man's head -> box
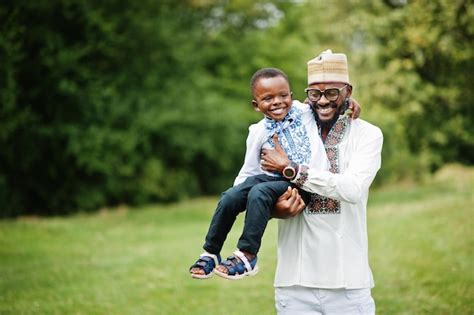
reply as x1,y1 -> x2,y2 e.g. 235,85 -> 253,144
306,50 -> 352,126
250,68 -> 293,121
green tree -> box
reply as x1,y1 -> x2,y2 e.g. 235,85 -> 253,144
370,0 -> 473,176
0,0 -> 297,216
1,0 -> 471,216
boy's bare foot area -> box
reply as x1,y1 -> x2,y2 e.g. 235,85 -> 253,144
215,264 -> 228,274
190,266 -> 205,276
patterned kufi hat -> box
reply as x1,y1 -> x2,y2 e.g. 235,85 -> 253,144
307,49 -> 350,85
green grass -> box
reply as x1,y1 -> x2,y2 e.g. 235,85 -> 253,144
1,164 -> 473,314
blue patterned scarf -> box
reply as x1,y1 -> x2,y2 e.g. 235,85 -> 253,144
263,107 -> 311,165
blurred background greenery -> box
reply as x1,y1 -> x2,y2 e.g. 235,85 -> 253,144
0,0 -> 472,216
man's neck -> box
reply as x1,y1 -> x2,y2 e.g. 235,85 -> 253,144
321,127 -> 330,142
318,116 -> 338,143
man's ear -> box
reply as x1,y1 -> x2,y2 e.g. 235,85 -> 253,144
345,85 -> 353,97
252,100 -> 260,112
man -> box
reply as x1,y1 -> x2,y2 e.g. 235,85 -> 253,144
261,49 -> 383,314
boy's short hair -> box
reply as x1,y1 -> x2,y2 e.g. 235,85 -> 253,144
250,67 -> 290,92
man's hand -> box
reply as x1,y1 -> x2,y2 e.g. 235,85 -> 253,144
272,187 -> 306,219
261,134 -> 291,173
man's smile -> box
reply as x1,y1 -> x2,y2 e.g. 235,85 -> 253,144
316,103 -> 337,114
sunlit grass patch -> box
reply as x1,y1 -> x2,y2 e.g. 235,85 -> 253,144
1,165 -> 472,314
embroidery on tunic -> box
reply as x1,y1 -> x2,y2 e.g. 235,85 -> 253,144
264,107 -> 311,165
306,115 -> 350,214
295,165 -> 309,187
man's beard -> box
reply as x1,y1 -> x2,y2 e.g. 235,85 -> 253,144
310,101 -> 344,129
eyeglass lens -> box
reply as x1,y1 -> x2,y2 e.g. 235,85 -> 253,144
307,88 -> 340,101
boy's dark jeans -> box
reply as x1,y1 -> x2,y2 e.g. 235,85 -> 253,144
203,174 -> 311,256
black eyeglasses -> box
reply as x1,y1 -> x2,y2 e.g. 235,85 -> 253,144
305,85 -> 348,102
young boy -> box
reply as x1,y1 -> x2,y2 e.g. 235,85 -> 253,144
189,68 -> 329,280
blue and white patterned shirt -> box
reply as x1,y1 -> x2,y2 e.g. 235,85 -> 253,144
262,106 -> 311,166
234,100 -> 328,186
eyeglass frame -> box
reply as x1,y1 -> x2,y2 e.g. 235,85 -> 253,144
304,85 -> 349,102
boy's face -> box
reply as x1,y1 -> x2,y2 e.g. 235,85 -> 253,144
252,76 -> 292,121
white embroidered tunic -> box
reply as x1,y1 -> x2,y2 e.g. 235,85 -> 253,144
234,101 -> 329,186
274,118 -> 383,289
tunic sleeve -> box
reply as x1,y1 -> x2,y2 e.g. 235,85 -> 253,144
293,124 -> 383,204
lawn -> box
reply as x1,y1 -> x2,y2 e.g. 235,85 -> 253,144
0,165 -> 473,314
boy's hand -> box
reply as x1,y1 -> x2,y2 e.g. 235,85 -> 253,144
272,187 -> 306,219
261,134 -> 290,173
349,98 -> 361,119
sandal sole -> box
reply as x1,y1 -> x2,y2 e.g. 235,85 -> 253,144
190,272 -> 214,279
214,265 -> 259,280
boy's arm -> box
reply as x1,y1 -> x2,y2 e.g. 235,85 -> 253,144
233,123 -> 265,186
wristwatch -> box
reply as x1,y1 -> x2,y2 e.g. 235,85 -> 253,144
282,161 -> 298,180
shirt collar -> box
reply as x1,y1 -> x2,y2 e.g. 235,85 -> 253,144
264,106 -> 298,136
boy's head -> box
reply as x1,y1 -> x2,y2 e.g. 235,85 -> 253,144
250,68 -> 293,121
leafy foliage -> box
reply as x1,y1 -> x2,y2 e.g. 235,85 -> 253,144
371,0 -> 474,172
0,0 -> 472,216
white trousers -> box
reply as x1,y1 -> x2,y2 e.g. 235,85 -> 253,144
275,286 -> 375,315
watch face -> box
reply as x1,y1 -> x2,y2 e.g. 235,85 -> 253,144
283,167 -> 295,179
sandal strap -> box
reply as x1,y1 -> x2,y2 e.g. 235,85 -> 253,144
220,256 -> 244,276
200,252 -> 220,267
233,250 -> 253,272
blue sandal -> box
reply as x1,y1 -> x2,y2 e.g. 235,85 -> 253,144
214,250 -> 259,280
189,252 -> 221,279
